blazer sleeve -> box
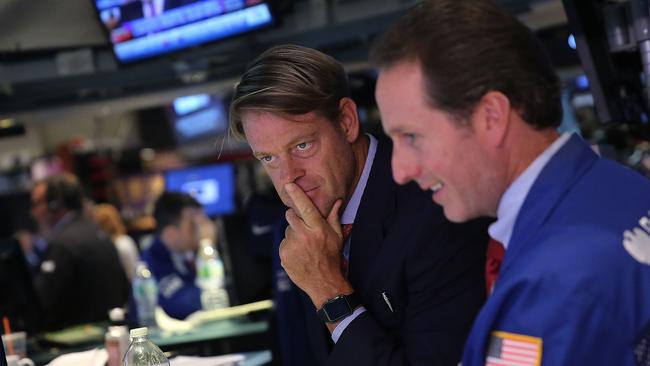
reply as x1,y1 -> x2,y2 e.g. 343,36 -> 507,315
327,217 -> 489,366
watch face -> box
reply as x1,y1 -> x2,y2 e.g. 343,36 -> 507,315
323,296 -> 352,322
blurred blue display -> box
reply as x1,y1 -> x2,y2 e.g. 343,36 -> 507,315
165,163 -> 236,217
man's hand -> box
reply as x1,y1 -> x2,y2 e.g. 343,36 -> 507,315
280,182 -> 354,310
197,213 -> 217,244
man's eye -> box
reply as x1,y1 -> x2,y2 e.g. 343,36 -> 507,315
260,156 -> 274,163
296,142 -> 311,151
401,133 -> 416,144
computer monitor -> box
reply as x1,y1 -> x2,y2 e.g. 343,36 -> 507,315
171,93 -> 229,144
164,163 -> 236,217
91,0 -> 276,64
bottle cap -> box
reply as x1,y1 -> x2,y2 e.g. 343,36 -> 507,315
130,327 -> 148,338
108,308 -> 125,322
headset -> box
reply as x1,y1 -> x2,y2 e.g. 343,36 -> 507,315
44,175 -> 83,212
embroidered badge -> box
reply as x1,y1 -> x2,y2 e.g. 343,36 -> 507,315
486,331 -> 542,366
623,212 -> 650,265
635,322 -> 650,366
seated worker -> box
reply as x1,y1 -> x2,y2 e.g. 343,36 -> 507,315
229,44 -> 490,366
30,174 -> 129,330
142,192 -> 215,320
94,203 -> 140,281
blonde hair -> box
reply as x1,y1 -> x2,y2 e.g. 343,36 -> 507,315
94,203 -> 127,237
229,44 -> 350,140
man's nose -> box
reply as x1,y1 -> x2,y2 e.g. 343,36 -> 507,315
280,157 -> 305,184
392,147 -> 419,185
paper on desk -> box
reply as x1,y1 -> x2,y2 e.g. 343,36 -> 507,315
171,354 -> 245,366
156,299 -> 274,333
46,348 -> 107,366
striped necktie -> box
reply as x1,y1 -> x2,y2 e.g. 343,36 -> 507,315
341,223 -> 353,276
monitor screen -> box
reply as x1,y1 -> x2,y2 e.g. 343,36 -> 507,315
164,163 -> 236,216
92,0 -> 275,64
170,93 -> 229,143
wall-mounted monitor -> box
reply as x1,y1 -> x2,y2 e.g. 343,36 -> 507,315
91,0 -> 276,64
171,93 -> 229,144
164,163 -> 236,217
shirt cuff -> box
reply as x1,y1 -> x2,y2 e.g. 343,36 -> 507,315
331,306 -> 366,343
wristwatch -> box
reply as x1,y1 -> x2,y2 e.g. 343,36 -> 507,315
316,293 -> 360,323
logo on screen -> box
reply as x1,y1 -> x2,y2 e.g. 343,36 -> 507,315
181,179 -> 219,205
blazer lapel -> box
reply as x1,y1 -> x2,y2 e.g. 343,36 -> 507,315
502,134 -> 598,276
348,135 -> 398,294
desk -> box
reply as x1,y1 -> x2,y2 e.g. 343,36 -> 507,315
153,318 -> 267,347
30,316 -> 270,365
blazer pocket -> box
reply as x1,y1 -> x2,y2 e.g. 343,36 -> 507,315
369,291 -> 402,330
381,291 -> 394,313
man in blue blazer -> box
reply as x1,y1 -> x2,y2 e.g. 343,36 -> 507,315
372,0 -> 650,365
229,45 -> 490,365
142,192 -> 213,320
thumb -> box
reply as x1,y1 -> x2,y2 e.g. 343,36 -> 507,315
327,199 -> 343,237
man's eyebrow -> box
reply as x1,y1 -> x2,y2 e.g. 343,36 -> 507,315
252,131 -> 318,159
286,131 -> 318,147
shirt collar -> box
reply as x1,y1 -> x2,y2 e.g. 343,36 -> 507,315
488,132 -> 572,249
341,134 -> 378,225
49,211 -> 78,238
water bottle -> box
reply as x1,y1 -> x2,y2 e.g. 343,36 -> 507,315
122,327 -> 169,366
133,262 -> 158,328
195,239 -> 229,310
105,308 -> 130,366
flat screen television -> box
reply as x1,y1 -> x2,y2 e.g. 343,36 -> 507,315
171,93 -> 229,144
164,163 -> 236,216
91,0 -> 276,64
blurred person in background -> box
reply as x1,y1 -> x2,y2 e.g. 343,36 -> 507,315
15,228 -> 48,277
30,174 -> 129,330
94,203 -> 140,281
142,192 -> 214,319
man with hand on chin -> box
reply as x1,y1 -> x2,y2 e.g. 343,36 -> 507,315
229,44 -> 490,366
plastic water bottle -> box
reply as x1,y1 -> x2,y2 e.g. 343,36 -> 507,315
133,262 -> 158,328
122,327 -> 169,366
105,308 -> 130,366
196,240 -> 229,310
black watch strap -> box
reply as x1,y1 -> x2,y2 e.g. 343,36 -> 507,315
316,293 -> 360,323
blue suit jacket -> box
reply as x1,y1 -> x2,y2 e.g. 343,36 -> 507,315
141,237 -> 201,320
274,135 -> 490,366
462,134 -> 650,365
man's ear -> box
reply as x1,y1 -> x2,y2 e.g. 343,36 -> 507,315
338,97 -> 361,143
472,91 -> 511,148
161,226 -> 178,250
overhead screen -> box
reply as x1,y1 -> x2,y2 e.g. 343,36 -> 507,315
164,163 -> 236,217
91,0 -> 275,64
171,93 -> 229,144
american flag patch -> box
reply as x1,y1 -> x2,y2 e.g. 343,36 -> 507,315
485,331 -> 542,366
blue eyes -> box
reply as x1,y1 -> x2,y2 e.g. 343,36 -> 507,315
402,133 -> 417,144
258,141 -> 313,165
296,142 -> 311,151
